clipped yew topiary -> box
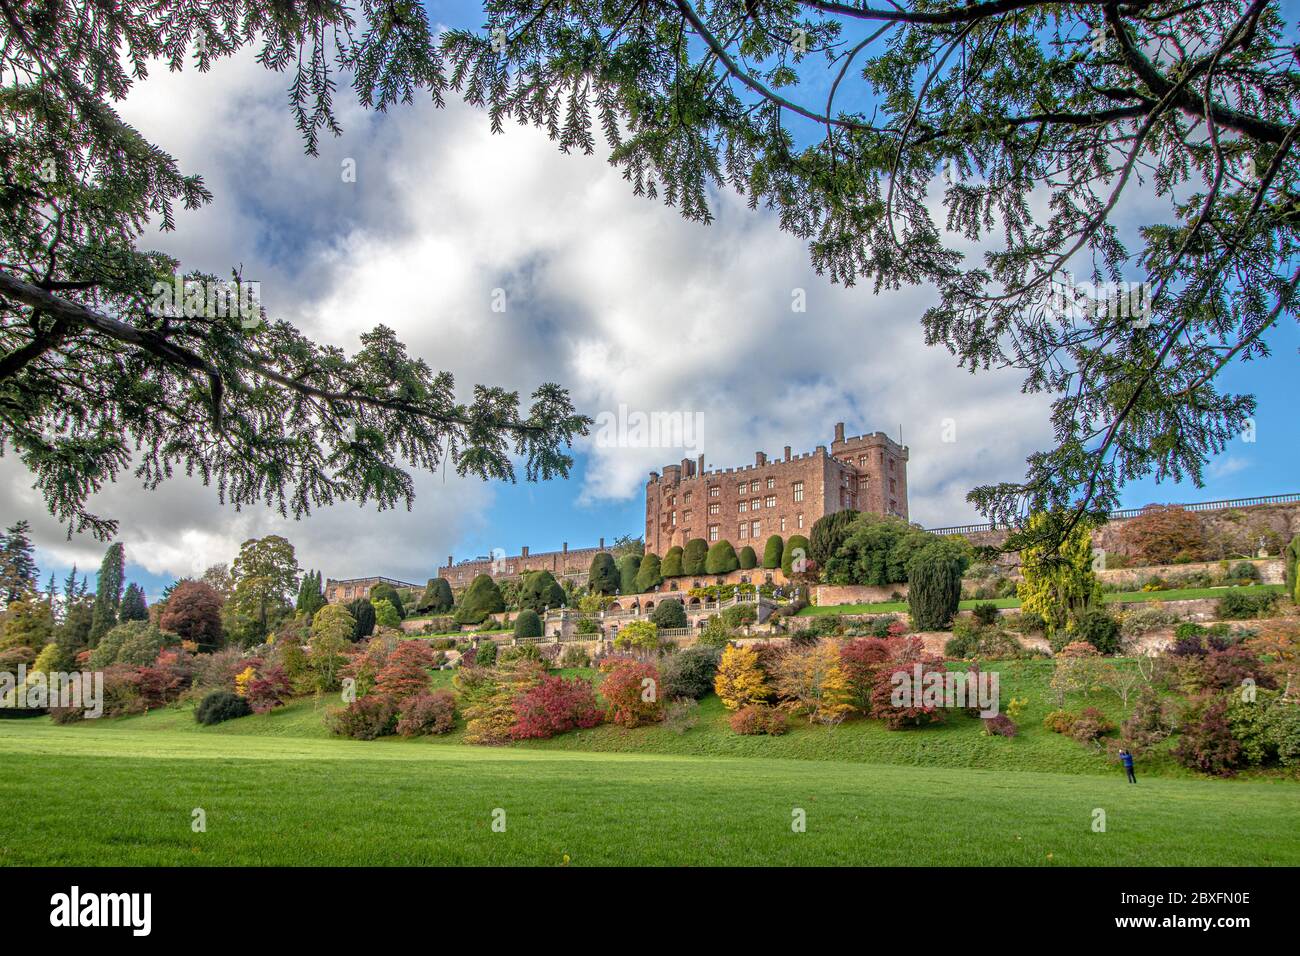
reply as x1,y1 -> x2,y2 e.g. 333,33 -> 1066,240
416,577 -> 454,614
513,608 -> 543,639
589,552 -> 620,595
651,598 -> 687,629
782,534 -> 810,577
738,545 -> 757,570
706,540 -> 739,575
763,535 -> 784,570
635,552 -> 663,592
518,570 -> 566,613
456,574 -> 505,624
683,538 -> 709,575
661,545 -> 684,578
369,582 -> 405,619
616,553 -> 641,594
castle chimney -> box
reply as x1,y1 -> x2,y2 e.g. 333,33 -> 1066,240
697,453 -> 705,474
599,537 -> 605,550
784,445 -> 792,461
447,555 -> 453,568
755,451 -> 766,466
521,546 -> 529,558
562,542 -> 568,554
681,457 -> 691,477
834,422 -> 846,444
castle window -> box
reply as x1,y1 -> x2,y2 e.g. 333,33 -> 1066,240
709,525 -> 719,541
765,495 -> 776,509
890,499 -> 897,513
684,491 -> 692,503
793,481 -> 804,502
780,516 -> 787,532
889,458 -> 896,472
751,498 -> 761,510
797,513 -> 804,529
684,510 -> 692,523
859,455 -> 867,468
890,478 -> 897,493
766,477 -> 776,489
750,480 -> 760,493
737,482 -> 746,494
738,524 -> 747,540
751,520 -> 761,538
738,500 -> 748,513
709,485 -> 720,498
708,503 -> 719,516
671,511 -> 677,526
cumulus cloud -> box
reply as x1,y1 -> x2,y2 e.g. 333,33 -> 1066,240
4,48 -> 1056,586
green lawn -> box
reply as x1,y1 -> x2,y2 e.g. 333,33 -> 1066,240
2,657 -> 1297,866
2,716 -> 1297,866
801,584 -> 1286,616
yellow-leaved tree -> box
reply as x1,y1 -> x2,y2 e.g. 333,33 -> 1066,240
774,641 -> 854,725
714,644 -> 770,711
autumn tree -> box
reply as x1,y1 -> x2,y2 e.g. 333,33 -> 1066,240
1118,506 -> 1206,565
714,644 -> 771,711
374,640 -> 436,703
773,641 -> 853,725
159,580 -> 224,651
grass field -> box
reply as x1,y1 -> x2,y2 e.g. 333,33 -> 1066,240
799,584 -> 1286,615
1,658 -> 1298,866
2,717 -> 1298,866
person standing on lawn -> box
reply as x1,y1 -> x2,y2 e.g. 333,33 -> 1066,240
1120,749 -> 1137,784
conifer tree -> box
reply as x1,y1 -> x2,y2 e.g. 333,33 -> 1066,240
89,543 -> 125,646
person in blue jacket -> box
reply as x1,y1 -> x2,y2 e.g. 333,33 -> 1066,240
1119,748 -> 1137,784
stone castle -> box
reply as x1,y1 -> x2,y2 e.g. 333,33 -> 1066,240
644,421 -> 908,556
396,421 -> 908,593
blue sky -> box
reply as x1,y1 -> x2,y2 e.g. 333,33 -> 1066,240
8,1 -> 1297,601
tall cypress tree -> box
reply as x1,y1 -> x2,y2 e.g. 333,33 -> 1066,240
89,542 -> 125,646
296,569 -> 326,617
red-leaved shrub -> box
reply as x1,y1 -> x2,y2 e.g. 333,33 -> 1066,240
245,665 -> 293,714
374,640 -> 436,703
328,696 -> 398,739
1173,695 -> 1243,776
396,690 -> 457,736
982,713 -> 1018,737
729,704 -> 788,736
510,676 -> 603,739
600,660 -> 664,728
